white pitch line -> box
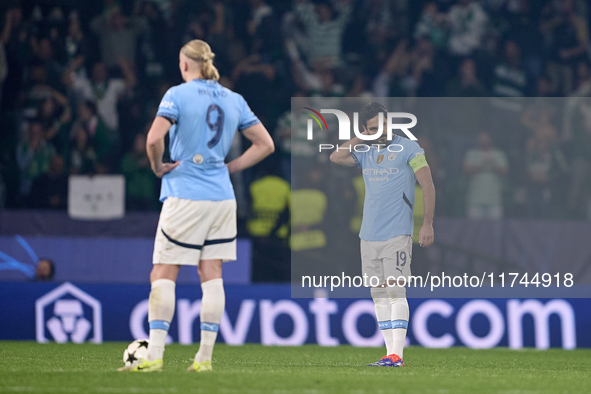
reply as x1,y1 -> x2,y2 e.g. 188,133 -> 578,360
2,388 -> 81,393
3,388 -> 180,394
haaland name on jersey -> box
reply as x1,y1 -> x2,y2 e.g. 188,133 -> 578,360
156,79 -> 260,202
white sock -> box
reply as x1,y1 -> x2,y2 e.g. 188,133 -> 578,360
371,287 -> 393,356
147,278 -> 176,361
195,278 -> 225,363
387,285 -> 409,359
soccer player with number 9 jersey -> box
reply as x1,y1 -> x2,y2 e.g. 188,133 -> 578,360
118,39 -> 274,372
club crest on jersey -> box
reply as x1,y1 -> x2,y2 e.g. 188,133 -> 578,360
193,154 -> 204,165
377,155 -> 384,164
388,152 -> 397,161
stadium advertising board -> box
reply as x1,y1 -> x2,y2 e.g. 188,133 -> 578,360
0,235 -> 251,284
0,282 -> 588,349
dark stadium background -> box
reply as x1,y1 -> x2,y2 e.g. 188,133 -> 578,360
0,0 -> 590,290
3,0 -> 590,213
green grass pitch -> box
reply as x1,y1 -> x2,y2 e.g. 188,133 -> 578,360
1,342 -> 590,393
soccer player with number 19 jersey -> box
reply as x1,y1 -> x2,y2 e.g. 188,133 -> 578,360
119,40 -> 274,372
330,102 -> 435,367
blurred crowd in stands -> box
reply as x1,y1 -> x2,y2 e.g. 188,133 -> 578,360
0,0 -> 590,232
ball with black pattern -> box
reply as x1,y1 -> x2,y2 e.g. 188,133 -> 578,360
123,339 -> 150,367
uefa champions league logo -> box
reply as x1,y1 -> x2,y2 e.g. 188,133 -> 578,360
35,282 -> 102,343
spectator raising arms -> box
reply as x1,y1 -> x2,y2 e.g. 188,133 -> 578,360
541,0 -> 589,95
90,5 -> 148,69
30,37 -> 63,92
447,0 -> 488,57
294,0 -> 352,67
414,2 -> 448,51
0,0 -> 590,222
68,100 -> 112,174
36,90 -> 71,152
65,58 -> 136,132
63,15 -> 92,67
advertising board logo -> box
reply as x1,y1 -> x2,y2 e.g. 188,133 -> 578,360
35,282 -> 102,344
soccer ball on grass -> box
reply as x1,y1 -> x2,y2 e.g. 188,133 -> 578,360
123,339 -> 150,367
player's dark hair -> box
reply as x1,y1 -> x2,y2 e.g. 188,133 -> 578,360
360,102 -> 388,128
43,258 -> 54,275
35,258 -> 55,280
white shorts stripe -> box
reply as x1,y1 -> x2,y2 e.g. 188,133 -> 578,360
153,197 -> 237,265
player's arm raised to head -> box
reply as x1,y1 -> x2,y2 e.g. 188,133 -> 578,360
413,159 -> 435,248
226,122 -> 274,174
329,136 -> 364,167
146,116 -> 180,178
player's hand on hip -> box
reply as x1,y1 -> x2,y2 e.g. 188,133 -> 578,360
153,161 -> 180,178
419,225 -> 434,248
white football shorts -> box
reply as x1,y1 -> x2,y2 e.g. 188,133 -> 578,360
153,197 -> 237,265
360,235 -> 412,285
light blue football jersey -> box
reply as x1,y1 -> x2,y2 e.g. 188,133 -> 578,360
156,79 -> 260,202
351,136 -> 425,242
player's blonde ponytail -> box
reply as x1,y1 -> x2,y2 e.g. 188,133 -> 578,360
181,39 -> 220,81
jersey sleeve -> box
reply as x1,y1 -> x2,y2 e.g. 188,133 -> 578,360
406,141 -> 428,172
238,96 -> 261,132
156,88 -> 180,124
350,151 -> 365,168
